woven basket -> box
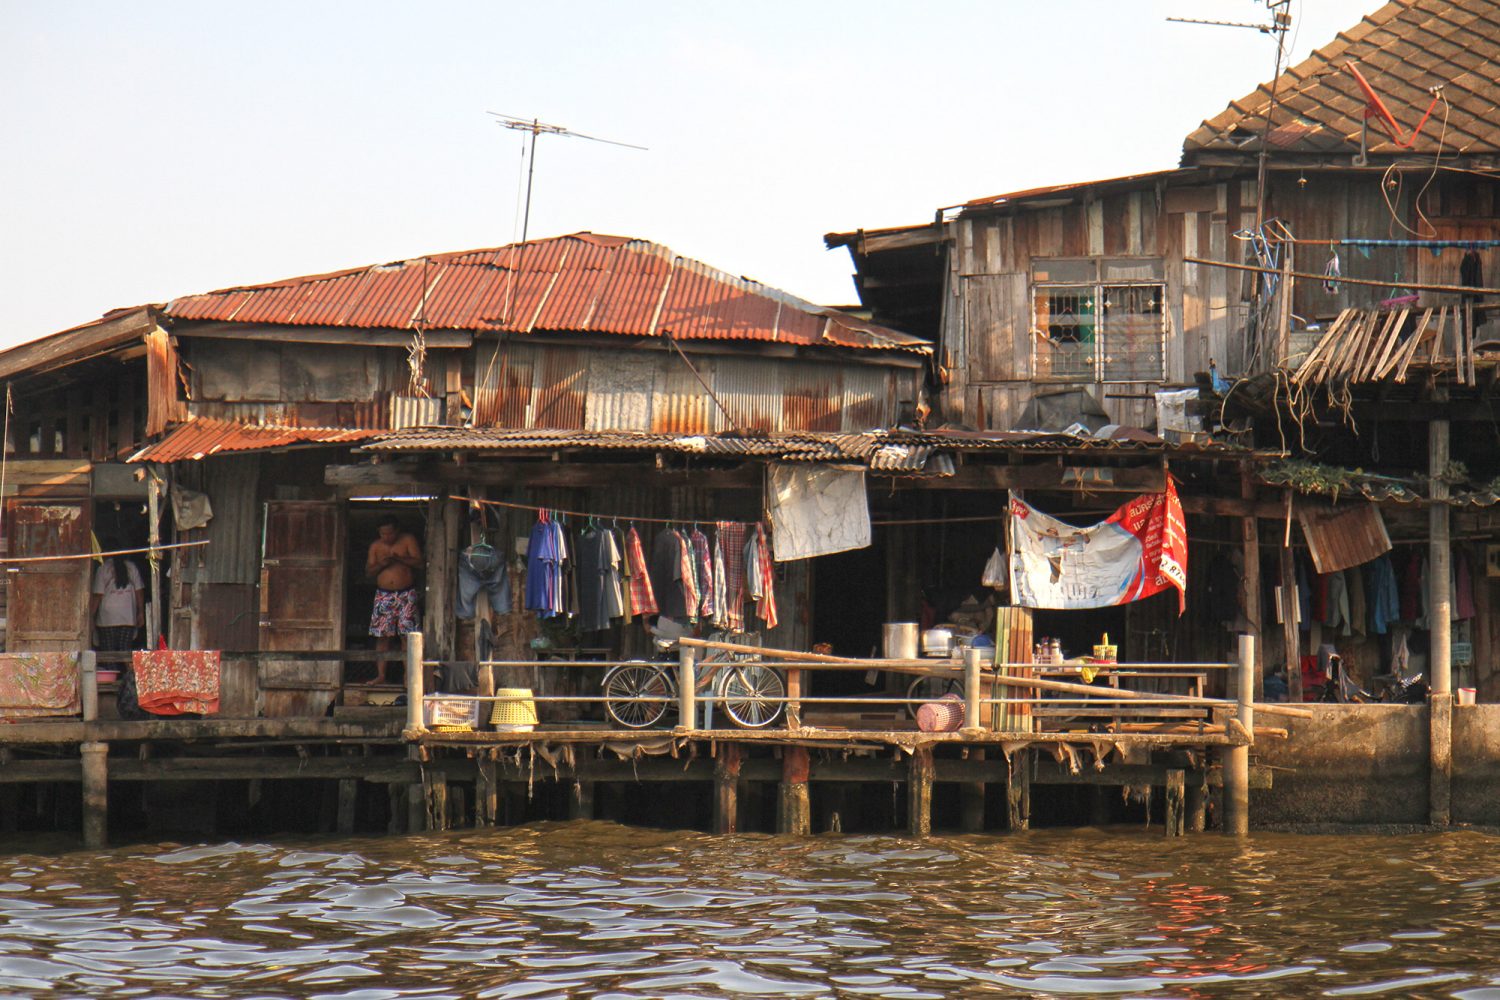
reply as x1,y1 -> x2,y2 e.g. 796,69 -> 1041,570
916,692 -> 964,733
490,688 -> 538,731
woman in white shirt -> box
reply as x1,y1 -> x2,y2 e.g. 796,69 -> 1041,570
90,554 -> 144,651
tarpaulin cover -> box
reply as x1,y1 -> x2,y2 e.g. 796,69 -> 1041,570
766,463 -> 871,561
1009,477 -> 1186,612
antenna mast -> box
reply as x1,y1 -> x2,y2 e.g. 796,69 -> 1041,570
487,112 -> 647,245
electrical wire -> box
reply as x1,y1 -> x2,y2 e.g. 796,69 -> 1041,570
1381,89 -> 1449,240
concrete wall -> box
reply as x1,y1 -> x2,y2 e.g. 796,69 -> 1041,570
1252,705 -> 1429,826
1454,705 -> 1500,826
1251,704 -> 1500,827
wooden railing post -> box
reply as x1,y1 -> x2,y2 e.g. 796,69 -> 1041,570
80,650 -> 98,723
677,644 -> 696,731
962,648 -> 983,732
405,631 -> 426,733
1223,634 -> 1254,836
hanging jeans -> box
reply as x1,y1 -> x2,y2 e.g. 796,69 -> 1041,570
457,544 -> 510,619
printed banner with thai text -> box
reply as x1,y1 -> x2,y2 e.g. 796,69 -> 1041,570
1008,477 -> 1186,612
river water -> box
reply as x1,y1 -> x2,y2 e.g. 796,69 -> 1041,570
2,824 -> 1499,998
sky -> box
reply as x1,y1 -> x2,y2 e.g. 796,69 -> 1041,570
1,0 -> 1378,349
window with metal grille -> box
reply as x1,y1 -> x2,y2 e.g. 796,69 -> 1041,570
1032,259 -> 1166,382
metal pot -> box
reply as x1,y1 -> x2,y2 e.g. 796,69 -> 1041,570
883,622 -> 919,660
921,627 -> 954,658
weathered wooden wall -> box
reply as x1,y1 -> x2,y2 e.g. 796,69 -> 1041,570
945,179 -> 1245,430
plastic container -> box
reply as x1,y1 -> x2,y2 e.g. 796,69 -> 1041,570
916,693 -> 964,733
1457,687 -> 1477,706
425,697 -> 479,729
489,688 -> 539,731
883,622 -> 919,660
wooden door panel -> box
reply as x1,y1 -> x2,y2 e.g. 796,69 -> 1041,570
258,500 -> 344,716
5,500 -> 90,652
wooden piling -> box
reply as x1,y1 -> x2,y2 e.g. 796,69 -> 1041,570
677,645 -> 696,731
1089,786 -> 1110,827
336,779 -> 358,834
786,669 -> 803,729
1164,770 -> 1185,837
476,756 -> 498,825
713,743 -> 742,834
81,651 -> 98,723
1239,463 -> 1263,702
777,746 -> 810,835
908,747 -> 934,838
1222,634 -> 1255,836
1006,750 -> 1030,831
1185,781 -> 1207,832
570,780 -> 595,821
80,741 -> 108,848
961,749 -> 986,833
387,784 -> 405,834
422,768 -> 448,832
1429,413 -> 1453,827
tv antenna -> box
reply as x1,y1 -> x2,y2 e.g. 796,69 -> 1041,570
487,112 -> 648,245
1167,0 -> 1291,36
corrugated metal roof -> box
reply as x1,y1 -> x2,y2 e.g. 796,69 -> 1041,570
166,233 -> 931,354
961,170 -> 1189,210
1186,0 -> 1500,157
128,418 -> 379,463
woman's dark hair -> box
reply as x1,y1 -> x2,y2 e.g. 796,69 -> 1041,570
111,555 -> 131,590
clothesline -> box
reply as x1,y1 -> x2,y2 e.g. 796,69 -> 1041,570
452,495 -> 1016,529
1257,238 -> 1500,250
0,539 -> 209,567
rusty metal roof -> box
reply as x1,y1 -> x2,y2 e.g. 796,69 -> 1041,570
165,233 -> 930,354
129,418 -> 380,463
1186,0 -> 1500,158
960,170 -> 1190,211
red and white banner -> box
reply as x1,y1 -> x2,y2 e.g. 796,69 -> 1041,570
1008,477 -> 1186,612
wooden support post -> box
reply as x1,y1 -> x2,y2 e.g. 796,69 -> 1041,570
146,474 -> 162,645
1164,769 -> 1185,837
476,756 -> 498,826
387,784 -> 405,834
81,650 -> 98,723
80,741 -> 108,849
1239,463 -> 1263,702
961,749 -> 986,833
777,746 -> 811,835
1186,781 -> 1207,833
1089,786 -> 1111,827
1005,749 -> 1030,831
570,780 -> 594,821
1279,528 -> 1301,702
1430,414 -> 1453,827
786,669 -> 803,730
678,644 -> 696,731
908,747 -> 934,838
714,744 -> 742,834
422,767 -> 449,832
962,651 -> 983,732
336,779 -> 358,835
405,632 -> 426,733
1223,634 -> 1255,837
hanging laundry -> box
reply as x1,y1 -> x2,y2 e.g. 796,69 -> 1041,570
1348,564 -> 1367,636
746,523 -> 778,630
624,526 -> 657,617
1399,549 -> 1424,624
576,527 -> 616,632
131,649 -> 220,716
690,527 -> 715,621
649,528 -> 691,621
1455,548 -> 1475,621
1326,570 -> 1351,636
716,521 -> 748,631
604,528 -> 626,623
1366,554 -> 1399,635
1323,251 -> 1341,294
524,514 -> 566,618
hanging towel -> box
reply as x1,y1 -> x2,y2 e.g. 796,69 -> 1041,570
0,652 -> 80,719
766,463 -> 871,561
131,650 -> 220,716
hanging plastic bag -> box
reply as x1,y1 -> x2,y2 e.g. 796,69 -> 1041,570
981,547 -> 1007,590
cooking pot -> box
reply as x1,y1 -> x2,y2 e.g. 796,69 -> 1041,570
882,622 -> 919,660
921,627 -> 954,657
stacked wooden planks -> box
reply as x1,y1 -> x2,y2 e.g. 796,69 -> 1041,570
1291,304 -> 1478,386
992,606 -> 1034,733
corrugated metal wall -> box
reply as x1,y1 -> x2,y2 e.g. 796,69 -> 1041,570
174,454 -> 262,586
472,344 -> 914,434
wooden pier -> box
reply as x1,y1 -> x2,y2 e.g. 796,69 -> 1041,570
0,634 -> 1293,845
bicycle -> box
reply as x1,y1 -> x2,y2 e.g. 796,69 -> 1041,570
602,627 -> 786,730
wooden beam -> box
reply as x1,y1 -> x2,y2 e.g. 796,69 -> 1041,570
908,747 -> 934,838
327,460 -> 761,490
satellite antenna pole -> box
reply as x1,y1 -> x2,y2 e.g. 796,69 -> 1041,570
487,112 -> 647,246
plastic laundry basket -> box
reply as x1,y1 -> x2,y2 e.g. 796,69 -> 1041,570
490,688 -> 538,731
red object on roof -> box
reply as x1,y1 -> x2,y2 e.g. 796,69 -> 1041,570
128,418 -> 380,463
165,233 -> 928,352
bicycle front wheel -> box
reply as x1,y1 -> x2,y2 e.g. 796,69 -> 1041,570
603,662 -> 674,729
718,664 -> 785,729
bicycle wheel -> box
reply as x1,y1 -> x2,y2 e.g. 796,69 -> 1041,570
718,664 -> 785,729
905,676 -> 963,720
603,662 -> 674,729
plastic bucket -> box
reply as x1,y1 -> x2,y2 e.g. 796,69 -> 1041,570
490,688 -> 538,731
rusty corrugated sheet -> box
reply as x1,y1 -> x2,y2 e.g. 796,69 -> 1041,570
713,360 -> 786,434
651,361 -> 714,433
164,233 -> 931,353
1298,502 -> 1393,575
389,395 -> 444,429
128,418 -> 379,463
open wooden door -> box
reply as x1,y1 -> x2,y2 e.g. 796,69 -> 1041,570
5,500 -> 91,652
258,500 -> 345,717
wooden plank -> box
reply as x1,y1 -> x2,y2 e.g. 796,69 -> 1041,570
1386,308 -> 1433,382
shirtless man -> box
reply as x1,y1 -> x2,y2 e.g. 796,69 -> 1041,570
365,516 -> 424,683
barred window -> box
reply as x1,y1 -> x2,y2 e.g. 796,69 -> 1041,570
1032,259 -> 1166,382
